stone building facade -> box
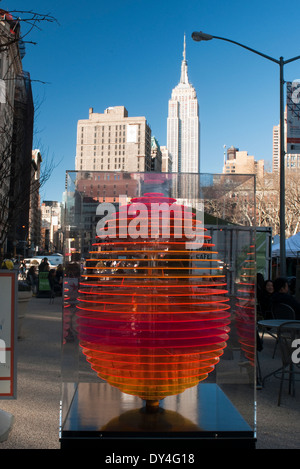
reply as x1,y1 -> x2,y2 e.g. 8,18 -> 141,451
75,106 -> 152,173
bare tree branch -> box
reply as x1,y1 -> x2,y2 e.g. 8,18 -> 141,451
0,8 -> 57,255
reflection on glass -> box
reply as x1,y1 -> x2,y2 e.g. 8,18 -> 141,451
235,243 -> 256,364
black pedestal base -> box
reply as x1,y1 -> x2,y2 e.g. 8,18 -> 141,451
60,382 -> 255,449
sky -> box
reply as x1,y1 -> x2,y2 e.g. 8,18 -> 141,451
2,0 -> 300,202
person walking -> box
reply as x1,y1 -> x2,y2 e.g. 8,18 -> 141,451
39,258 -> 50,272
26,265 -> 38,295
48,269 -> 57,304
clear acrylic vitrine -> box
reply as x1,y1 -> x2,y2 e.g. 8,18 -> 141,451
60,171 -> 257,449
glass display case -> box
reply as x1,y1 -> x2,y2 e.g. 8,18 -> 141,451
60,171 -> 257,449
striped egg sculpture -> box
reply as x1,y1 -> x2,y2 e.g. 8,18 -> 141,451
76,193 -> 231,406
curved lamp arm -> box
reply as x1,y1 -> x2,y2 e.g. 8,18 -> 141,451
191,30 -> 300,277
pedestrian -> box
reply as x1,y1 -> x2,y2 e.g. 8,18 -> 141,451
26,265 -> 38,294
271,277 -> 300,318
48,269 -> 57,304
39,257 -> 50,272
259,279 -> 274,319
19,259 -> 27,279
55,264 -> 63,295
56,264 -> 63,283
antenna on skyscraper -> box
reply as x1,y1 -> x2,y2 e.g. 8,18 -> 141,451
180,33 -> 189,84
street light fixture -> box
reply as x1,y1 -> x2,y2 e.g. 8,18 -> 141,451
192,30 -> 300,277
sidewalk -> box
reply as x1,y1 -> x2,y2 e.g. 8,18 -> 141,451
0,296 -> 300,449
256,336 -> 300,448
0,296 -> 61,449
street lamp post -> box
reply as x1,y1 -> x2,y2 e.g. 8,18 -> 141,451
192,31 -> 300,277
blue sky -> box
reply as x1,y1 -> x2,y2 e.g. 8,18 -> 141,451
2,0 -> 300,202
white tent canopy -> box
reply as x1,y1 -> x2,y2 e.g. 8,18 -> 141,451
272,232 -> 300,257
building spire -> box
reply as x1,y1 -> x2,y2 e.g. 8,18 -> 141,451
180,33 -> 189,84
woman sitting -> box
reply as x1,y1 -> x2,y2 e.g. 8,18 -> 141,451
259,279 -> 274,319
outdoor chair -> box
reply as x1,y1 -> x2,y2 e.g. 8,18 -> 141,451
276,321 -> 300,406
271,303 -> 295,358
272,303 -> 296,320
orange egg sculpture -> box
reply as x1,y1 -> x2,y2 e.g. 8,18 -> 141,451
76,192 -> 231,407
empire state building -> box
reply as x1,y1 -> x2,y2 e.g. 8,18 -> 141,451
167,35 -> 200,173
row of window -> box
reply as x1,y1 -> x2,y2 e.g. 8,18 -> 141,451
80,164 -> 126,171
79,148 -> 143,157
286,155 -> 300,168
86,174 -> 123,182
81,137 -> 128,144
81,124 -> 126,133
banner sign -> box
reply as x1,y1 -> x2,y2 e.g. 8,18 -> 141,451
0,271 -> 17,398
286,81 -> 300,154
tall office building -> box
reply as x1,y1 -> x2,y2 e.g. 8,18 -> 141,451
160,146 -> 172,172
272,124 -> 280,172
273,83 -> 300,173
75,106 -> 152,173
167,35 -> 200,173
223,146 -> 264,179
273,121 -> 300,172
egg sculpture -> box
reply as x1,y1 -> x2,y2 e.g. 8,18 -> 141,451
76,192 -> 231,407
